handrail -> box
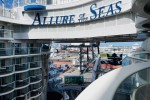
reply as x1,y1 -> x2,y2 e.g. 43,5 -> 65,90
76,62 -> 150,100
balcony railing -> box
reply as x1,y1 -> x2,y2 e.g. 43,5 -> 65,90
0,47 -> 49,57
16,93 -> 30,100
0,82 -> 15,94
15,87 -> 30,99
14,48 -> 28,55
47,0 -> 80,5
0,65 -> 14,75
114,67 -> 150,100
0,7 -> 18,19
30,82 -> 42,91
29,47 -> 41,54
24,0 -> 46,5
16,72 -> 29,81
0,48 -> 12,56
15,63 -> 28,72
128,52 -> 150,64
0,29 -> 13,39
29,61 -> 41,69
30,69 -> 42,76
0,92 -> 15,100
30,87 -> 42,98
30,74 -> 42,83
16,78 -> 29,88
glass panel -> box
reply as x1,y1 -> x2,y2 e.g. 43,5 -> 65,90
0,43 -> 5,48
0,65 -> 13,75
19,0 -> 24,6
4,0 -> 13,9
13,0 -> 18,7
113,68 -> 150,100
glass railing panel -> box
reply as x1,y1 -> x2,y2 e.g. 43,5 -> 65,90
14,47 -> 28,55
15,87 -> 29,97
30,74 -> 42,83
121,56 -> 132,67
30,82 -> 42,90
29,61 -> 41,68
0,92 -> 14,100
0,82 -> 14,93
15,63 -> 28,71
134,53 -> 150,60
47,0 -> 81,5
113,68 -> 150,100
30,87 -> 42,97
0,75 -> 15,86
16,72 -> 29,80
24,0 -> 46,5
30,69 -> 41,76
0,29 -> 13,39
0,65 -> 14,75
0,48 -> 13,56
0,8 -> 18,19
16,78 -> 29,88
29,47 -> 40,54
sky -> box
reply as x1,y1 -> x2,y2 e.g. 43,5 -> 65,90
100,42 -> 142,47
52,42 -> 143,47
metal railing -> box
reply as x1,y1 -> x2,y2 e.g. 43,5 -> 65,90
30,82 -> 42,91
30,86 -> 42,98
29,61 -> 41,69
30,69 -> 42,76
14,47 -> 28,55
0,82 -> 15,94
15,63 -> 28,72
127,52 -> 150,64
0,47 -> 50,57
15,78 -> 29,88
47,0 -> 80,5
30,74 -> 42,83
114,67 -> 150,100
24,0 -> 46,5
0,48 -> 13,56
0,7 -> 18,19
0,29 -> 13,39
0,65 -> 14,75
28,47 -> 41,54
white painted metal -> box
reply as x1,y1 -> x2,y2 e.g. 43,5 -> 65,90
75,62 -> 150,100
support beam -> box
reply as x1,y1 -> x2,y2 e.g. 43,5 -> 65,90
87,47 -> 89,61
79,46 -> 82,74
92,43 -> 94,60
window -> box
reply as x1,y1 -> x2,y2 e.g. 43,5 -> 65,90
0,26 -> 4,37
1,59 -> 5,67
0,43 -> 5,48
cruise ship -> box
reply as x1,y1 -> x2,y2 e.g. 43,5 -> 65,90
0,0 -> 150,100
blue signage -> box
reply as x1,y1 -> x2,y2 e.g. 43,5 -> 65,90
32,1 -> 122,25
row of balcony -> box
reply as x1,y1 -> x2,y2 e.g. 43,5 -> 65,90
0,61 -> 42,75
0,47 -> 49,56
0,77 -> 42,95
0,86 -> 42,100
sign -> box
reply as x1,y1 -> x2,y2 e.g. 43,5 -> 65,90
32,1 -> 122,25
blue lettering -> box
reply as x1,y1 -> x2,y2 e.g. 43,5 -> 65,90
49,17 -> 54,24
69,15 -> 75,24
98,6 -> 105,18
43,17 -> 47,25
115,1 -> 122,14
106,4 -> 114,16
32,13 -> 41,25
63,16 -> 69,24
56,16 -> 63,24
90,3 -> 97,20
